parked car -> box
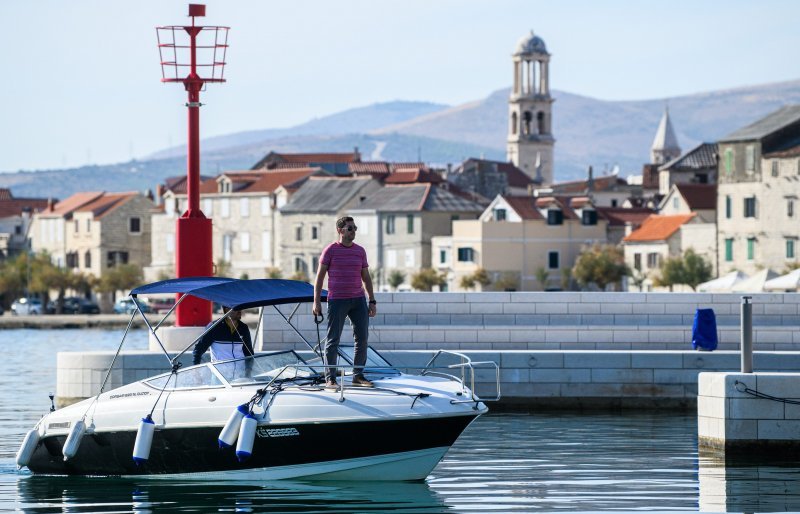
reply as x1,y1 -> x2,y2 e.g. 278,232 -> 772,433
11,298 -> 43,315
146,297 -> 176,314
46,297 -> 100,315
114,298 -> 150,314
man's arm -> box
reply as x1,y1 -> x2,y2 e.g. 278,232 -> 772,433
313,263 -> 329,316
193,329 -> 214,365
239,321 -> 254,356
361,267 -> 377,318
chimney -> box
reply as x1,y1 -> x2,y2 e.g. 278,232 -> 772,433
587,165 -> 594,193
155,184 -> 165,206
145,189 -> 154,201
354,146 -> 361,161
47,198 -> 55,212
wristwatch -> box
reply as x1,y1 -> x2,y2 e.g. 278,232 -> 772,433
368,299 -> 377,305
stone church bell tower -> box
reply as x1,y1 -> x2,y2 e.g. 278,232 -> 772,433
506,30 -> 555,185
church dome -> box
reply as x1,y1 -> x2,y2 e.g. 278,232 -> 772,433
514,31 -> 548,55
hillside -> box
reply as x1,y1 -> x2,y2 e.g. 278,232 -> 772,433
2,79 -> 800,198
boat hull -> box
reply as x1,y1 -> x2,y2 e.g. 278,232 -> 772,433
27,414 -> 478,480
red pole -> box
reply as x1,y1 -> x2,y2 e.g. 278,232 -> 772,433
175,14 -> 212,327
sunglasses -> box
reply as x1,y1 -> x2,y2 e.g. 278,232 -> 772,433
343,225 -> 358,232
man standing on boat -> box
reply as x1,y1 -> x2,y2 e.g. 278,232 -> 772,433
313,216 -> 377,389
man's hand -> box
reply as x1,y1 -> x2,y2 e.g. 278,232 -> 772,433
368,303 -> 377,318
312,301 -> 322,317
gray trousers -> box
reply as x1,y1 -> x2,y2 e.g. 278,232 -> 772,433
324,297 -> 369,381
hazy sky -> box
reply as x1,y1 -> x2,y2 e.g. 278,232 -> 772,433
2,0 -> 798,172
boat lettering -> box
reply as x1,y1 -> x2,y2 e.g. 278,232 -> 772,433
256,427 -> 299,438
48,422 -> 70,429
109,391 -> 151,399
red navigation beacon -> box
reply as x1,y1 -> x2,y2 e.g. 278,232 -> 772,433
156,4 -> 229,326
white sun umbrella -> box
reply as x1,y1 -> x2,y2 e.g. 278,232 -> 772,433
697,271 -> 748,293
764,269 -> 800,292
731,268 -> 779,293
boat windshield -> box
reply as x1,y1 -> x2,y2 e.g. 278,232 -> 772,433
212,350 -> 314,386
144,365 -> 224,390
338,346 -> 399,374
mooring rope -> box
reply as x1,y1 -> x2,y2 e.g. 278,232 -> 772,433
734,380 -> 800,405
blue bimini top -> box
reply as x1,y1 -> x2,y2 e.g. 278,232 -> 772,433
130,277 -> 327,311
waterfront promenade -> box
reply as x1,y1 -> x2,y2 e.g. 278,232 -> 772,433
43,291 -> 800,408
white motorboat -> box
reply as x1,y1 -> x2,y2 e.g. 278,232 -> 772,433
18,278 -> 499,480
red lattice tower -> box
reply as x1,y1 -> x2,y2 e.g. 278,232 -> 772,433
156,4 -> 229,327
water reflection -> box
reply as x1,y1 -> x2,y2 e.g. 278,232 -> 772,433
699,448 -> 800,512
15,475 -> 450,513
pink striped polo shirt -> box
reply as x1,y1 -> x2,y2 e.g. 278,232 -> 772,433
320,242 -> 369,300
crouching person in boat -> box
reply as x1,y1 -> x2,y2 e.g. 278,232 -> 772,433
193,307 -> 254,377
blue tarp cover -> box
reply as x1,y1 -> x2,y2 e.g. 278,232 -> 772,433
692,308 -> 718,351
130,277 -> 326,310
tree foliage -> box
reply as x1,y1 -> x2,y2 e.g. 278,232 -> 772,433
410,268 -> 446,291
572,244 -> 629,290
97,264 -> 143,298
459,268 -> 491,291
654,249 -> 713,291
265,267 -> 282,279
387,270 -> 406,290
534,267 -> 550,290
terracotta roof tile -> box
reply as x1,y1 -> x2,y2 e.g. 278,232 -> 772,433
46,192 -> 105,216
550,174 -> 627,194
660,143 -> 718,171
595,207 -> 655,227
350,162 -> 390,174
384,168 -> 443,184
75,192 -> 138,219
675,184 -> 717,210
503,196 -> 544,220
622,214 -> 696,242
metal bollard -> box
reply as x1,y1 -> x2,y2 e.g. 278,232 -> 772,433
740,296 -> 753,373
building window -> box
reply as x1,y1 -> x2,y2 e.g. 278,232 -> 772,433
293,257 -> 308,274
725,195 -> 732,219
261,197 -> 270,216
220,198 -> 230,218
66,252 -> 78,269
457,247 -> 474,262
633,253 -> 642,271
725,238 -> 733,262
74,220 -> 79,233
745,145 -> 755,173
546,210 -> 563,225
129,217 -> 141,234
312,256 -> 319,272
725,148 -> 733,175
440,249 -> 447,264
647,253 -> 659,268
407,214 -> 414,234
311,226 -> 319,241
106,251 -> 129,268
744,197 -> 757,218
581,209 -> 597,225
548,251 -> 559,270
789,199 -> 795,218
84,251 -> 91,269
772,160 -> 779,177
203,198 -> 213,215
787,239 -> 796,260
451,215 -> 460,221
240,198 -> 249,218
673,197 -> 679,209
611,199 -> 618,207
86,219 -> 91,232
240,232 -> 250,253
387,250 -> 397,268
493,208 -> 507,221
405,249 -> 415,267
746,238 -> 756,260
386,215 -> 396,234
294,225 -> 302,241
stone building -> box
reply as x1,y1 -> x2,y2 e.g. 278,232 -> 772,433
716,105 -> 800,275
251,151 -> 361,176
658,143 -> 718,196
658,183 -> 716,223
0,188 -> 50,260
434,194 -> 607,291
446,158 -> 532,204
506,31 -> 555,185
347,184 -> 483,291
278,176 -> 381,280
147,168 -> 325,281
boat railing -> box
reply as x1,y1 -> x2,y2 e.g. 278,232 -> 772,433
261,353 -> 500,405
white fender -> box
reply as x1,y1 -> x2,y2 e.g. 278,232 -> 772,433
132,415 -> 156,465
16,428 -> 40,468
62,419 -> 86,461
218,404 -> 248,449
235,413 -> 258,462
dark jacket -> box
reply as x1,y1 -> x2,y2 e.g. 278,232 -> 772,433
192,319 -> 253,365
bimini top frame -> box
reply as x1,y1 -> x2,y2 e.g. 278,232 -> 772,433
126,277 -> 328,370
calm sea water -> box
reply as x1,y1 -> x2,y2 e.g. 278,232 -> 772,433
0,328 -> 799,513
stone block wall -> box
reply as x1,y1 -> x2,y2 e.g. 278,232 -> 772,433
260,292 -> 800,353
698,371 -> 800,449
